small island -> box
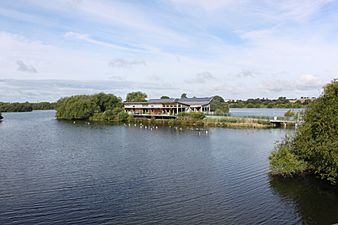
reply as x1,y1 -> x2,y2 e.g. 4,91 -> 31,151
55,92 -> 276,128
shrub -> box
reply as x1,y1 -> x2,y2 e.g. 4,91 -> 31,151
269,138 -> 308,176
269,81 -> 338,184
284,109 -> 295,118
118,112 -> 129,122
177,112 -> 205,120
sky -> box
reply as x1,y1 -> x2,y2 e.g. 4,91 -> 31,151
1,0 -> 338,102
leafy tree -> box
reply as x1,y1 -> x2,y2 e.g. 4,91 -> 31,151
56,95 -> 98,120
269,81 -> 338,184
93,93 -> 122,112
180,93 -> 187,98
210,96 -> 229,114
126,91 -> 147,102
160,96 -> 170,99
56,93 -> 123,120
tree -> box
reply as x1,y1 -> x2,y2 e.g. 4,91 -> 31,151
160,96 -> 170,99
181,93 -> 187,98
56,93 -> 123,120
126,91 -> 147,102
210,96 -> 229,114
269,81 -> 338,184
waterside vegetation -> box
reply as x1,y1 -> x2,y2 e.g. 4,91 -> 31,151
126,115 -> 272,129
269,81 -> 338,185
56,93 -> 128,122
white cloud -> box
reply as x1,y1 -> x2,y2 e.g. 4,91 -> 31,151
16,60 -> 38,73
108,58 -> 146,68
186,72 -> 216,83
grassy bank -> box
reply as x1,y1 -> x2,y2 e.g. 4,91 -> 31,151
125,115 -> 273,129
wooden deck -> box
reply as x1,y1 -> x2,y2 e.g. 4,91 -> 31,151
269,119 -> 297,127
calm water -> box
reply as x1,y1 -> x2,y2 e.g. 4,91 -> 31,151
0,111 -> 337,225
229,108 -> 304,117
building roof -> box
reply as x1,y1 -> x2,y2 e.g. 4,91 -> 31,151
178,97 -> 213,106
147,98 -> 178,104
124,97 -> 213,106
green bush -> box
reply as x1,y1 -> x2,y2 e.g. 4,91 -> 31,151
269,138 -> 308,176
284,109 -> 295,117
269,81 -> 338,184
118,112 -> 129,122
177,112 -> 205,120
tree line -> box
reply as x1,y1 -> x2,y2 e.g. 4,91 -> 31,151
229,97 -> 312,108
0,102 -> 56,112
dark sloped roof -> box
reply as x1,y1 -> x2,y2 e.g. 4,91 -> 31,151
147,98 -> 178,104
178,97 -> 213,106
124,97 -> 213,106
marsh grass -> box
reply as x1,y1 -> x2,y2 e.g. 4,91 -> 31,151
127,116 -> 272,128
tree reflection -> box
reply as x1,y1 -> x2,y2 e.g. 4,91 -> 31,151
269,175 -> 338,225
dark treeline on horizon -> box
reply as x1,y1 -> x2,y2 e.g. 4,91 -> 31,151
0,102 -> 56,112
228,97 -> 312,108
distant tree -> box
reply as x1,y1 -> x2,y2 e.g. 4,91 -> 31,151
126,91 -> 147,102
210,96 -> 229,114
181,93 -> 187,98
161,96 -> 170,99
93,93 -> 121,112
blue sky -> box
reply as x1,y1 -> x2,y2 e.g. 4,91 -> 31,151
0,0 -> 338,101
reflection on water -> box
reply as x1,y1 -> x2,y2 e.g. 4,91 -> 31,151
269,175 -> 338,225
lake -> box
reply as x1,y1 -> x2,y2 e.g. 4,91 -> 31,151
229,108 -> 304,117
0,110 -> 337,225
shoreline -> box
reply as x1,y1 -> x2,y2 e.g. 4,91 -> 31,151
73,116 -> 285,129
